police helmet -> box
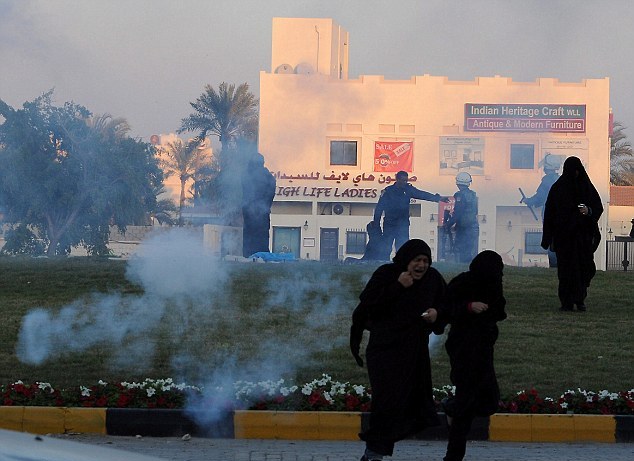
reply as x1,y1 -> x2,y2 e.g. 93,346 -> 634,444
542,154 -> 559,172
456,172 -> 472,186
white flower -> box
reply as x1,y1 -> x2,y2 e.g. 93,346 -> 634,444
560,402 -> 568,409
353,385 -> 366,396
146,388 -> 156,397
301,384 -> 312,396
80,386 -> 91,397
98,380 -> 108,386
323,392 -> 334,404
37,382 -> 53,393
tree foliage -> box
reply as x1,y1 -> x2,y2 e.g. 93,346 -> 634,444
157,138 -> 211,225
0,92 -> 162,256
610,121 -> 634,185
179,82 -> 259,226
179,82 -> 259,151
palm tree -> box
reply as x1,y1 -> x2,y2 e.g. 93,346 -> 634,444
178,82 -> 259,152
610,121 -> 634,185
158,139 -> 210,226
148,186 -> 178,226
178,82 -> 259,226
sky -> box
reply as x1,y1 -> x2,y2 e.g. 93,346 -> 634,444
1,0 -> 632,143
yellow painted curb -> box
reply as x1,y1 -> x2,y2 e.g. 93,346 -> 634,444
234,410 -> 362,440
65,408 -> 107,434
532,414 -> 575,442
22,407 -> 66,434
573,414 -> 616,442
489,414 -> 532,442
0,406 -> 25,432
489,414 -> 616,442
317,412 -> 361,440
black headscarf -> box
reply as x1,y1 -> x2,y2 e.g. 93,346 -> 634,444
468,250 -> 504,305
469,250 -> 503,280
560,156 -> 593,204
393,239 -> 432,269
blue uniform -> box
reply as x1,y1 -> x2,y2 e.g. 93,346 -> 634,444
373,183 -> 441,252
447,188 -> 479,263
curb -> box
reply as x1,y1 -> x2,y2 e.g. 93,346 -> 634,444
0,408 -> 632,442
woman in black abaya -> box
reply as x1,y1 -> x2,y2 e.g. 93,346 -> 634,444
541,156 -> 603,311
441,250 -> 507,461
350,239 -> 446,461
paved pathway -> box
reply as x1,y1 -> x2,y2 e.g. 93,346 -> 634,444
52,434 -> 634,461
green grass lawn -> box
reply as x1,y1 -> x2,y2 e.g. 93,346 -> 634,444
0,256 -> 632,400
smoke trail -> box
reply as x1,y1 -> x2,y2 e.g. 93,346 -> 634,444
15,227 -> 368,433
16,228 -> 231,367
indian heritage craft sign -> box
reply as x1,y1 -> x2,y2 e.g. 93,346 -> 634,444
464,103 -> 586,133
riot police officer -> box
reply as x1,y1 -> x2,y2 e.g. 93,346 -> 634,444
446,172 -> 479,263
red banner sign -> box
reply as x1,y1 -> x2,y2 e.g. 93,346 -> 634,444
374,142 -> 413,172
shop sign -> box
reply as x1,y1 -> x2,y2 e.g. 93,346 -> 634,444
374,141 -> 413,172
464,104 -> 586,133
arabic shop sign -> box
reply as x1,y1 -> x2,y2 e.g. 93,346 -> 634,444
272,171 -> 420,199
464,104 -> 586,133
274,171 -> 417,185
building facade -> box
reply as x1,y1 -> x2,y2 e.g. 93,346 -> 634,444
259,18 -> 611,268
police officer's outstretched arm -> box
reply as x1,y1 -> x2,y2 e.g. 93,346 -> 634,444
409,185 -> 443,203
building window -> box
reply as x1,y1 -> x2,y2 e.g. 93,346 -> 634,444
330,140 -> 358,166
510,144 -> 534,169
346,231 -> 367,255
525,231 -> 547,254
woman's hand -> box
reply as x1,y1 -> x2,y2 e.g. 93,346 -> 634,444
398,271 -> 414,288
470,302 -> 489,314
422,308 -> 437,323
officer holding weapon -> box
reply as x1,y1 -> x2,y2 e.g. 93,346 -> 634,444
519,154 -> 560,267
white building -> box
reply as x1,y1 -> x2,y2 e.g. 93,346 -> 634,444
258,18 -> 611,267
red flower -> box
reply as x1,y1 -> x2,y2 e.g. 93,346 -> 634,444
117,394 -> 131,408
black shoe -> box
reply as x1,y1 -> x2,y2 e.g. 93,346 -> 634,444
559,305 -> 573,311
577,304 -> 586,312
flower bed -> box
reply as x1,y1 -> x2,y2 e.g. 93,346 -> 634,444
2,375 -> 633,415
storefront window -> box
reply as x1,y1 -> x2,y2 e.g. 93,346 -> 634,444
525,230 -> 547,254
510,144 -> 535,169
346,230 -> 367,254
330,140 -> 358,165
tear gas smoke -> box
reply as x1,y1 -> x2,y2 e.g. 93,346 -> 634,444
15,227 -> 368,431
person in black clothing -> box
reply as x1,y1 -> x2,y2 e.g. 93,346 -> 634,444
541,156 -> 603,312
373,171 -> 446,255
445,172 -> 479,263
441,250 -> 507,461
350,239 -> 446,461
241,153 -> 276,257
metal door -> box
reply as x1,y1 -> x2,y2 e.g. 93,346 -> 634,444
320,228 -> 339,261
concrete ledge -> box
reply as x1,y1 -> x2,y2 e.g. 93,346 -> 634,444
0,407 -> 106,435
0,408 -> 631,443
489,414 -> 616,443
234,411 -> 361,440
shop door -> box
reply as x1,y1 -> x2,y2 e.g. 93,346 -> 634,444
320,228 -> 339,261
